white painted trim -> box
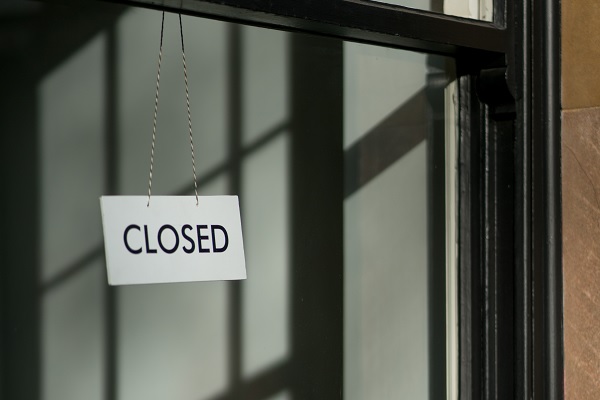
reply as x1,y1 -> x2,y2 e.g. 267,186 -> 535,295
445,80 -> 459,400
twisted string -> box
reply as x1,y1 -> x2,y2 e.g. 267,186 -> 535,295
146,12 -> 199,206
179,14 -> 199,205
147,12 -> 165,207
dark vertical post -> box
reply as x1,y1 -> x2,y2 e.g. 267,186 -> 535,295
511,0 -> 564,397
482,114 -> 515,400
289,34 -> 344,398
226,23 -> 243,397
0,53 -> 41,400
426,70 -> 447,400
508,0 -> 532,397
534,0 -> 563,397
459,69 -> 518,400
457,75 -> 483,400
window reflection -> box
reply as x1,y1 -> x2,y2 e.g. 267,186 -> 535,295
29,4 -> 450,399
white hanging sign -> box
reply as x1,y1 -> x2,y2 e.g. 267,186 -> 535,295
100,196 -> 246,285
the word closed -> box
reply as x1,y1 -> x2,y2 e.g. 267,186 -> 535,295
123,224 -> 229,255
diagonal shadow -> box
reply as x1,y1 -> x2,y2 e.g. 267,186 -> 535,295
344,88 -> 428,198
202,361 -> 291,400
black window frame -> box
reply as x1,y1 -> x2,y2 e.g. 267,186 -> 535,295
30,0 -> 564,398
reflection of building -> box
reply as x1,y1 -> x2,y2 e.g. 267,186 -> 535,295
2,0 -> 595,399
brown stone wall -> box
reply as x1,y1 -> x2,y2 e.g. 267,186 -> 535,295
562,0 -> 600,398
563,108 -> 600,399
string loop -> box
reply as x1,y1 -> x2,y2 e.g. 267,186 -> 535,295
147,12 -> 199,207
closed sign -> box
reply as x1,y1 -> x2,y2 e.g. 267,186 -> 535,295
100,196 -> 247,285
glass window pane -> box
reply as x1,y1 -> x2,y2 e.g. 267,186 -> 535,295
117,11 -> 229,195
344,42 -> 451,398
42,261 -> 105,400
369,0 -> 493,21
14,3 -> 454,399
40,32 -> 106,283
242,132 -> 290,378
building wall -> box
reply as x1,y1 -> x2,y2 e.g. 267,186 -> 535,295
562,0 -> 600,398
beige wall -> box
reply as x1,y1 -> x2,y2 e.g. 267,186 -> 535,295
562,0 -> 600,398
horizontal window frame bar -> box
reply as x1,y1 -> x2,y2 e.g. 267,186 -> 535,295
50,0 -> 507,57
